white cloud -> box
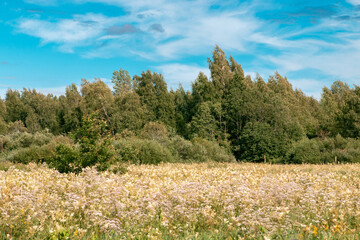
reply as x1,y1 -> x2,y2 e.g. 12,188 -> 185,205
346,0 -> 360,5
16,0 -> 262,58
156,63 -> 210,90
16,13 -> 118,52
0,86 -> 67,99
288,78 -> 325,99
24,0 -> 57,6
15,0 -> 360,96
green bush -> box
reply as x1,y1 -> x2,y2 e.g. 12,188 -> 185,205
165,136 -> 197,163
285,135 -> 360,164
113,138 -> 174,164
48,144 -> 81,173
6,144 -> 55,164
191,138 -> 236,163
238,121 -> 287,162
113,135 -> 235,164
0,131 -> 54,151
4,135 -> 70,164
47,114 -> 118,173
286,138 -> 322,164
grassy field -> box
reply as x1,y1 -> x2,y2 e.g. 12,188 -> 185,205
1,163 -> 360,239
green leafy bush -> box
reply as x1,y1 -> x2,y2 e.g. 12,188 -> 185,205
0,131 -> 54,151
113,135 -> 235,164
191,138 -> 236,163
285,138 -> 322,164
4,135 -> 71,164
285,134 -> 360,164
238,121 -> 287,162
113,138 -> 174,164
47,114 -> 118,173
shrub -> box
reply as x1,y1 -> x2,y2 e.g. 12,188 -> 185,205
286,138 -> 322,164
0,131 -> 54,151
140,121 -> 169,140
191,138 -> 236,163
113,138 -> 174,164
285,135 -> 360,164
47,114 -> 118,173
6,143 -> 56,164
238,121 -> 287,162
165,136 -> 197,163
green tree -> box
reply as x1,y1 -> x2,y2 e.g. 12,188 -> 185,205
173,85 -> 192,137
239,121 -> 286,162
111,92 -> 149,134
134,70 -> 176,128
59,84 -> 83,133
189,102 -> 220,141
0,99 -> 7,134
336,85 -> 360,138
208,45 -> 233,100
49,113 -> 117,173
81,78 -> 115,133
5,89 -> 26,123
20,89 -> 60,133
112,69 -> 134,96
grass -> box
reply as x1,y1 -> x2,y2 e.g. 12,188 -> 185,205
1,163 -> 360,239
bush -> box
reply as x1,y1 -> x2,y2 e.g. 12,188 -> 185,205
285,135 -> 360,164
113,138 -> 174,164
285,138 -> 322,164
6,143 -> 56,164
113,135 -> 235,164
4,135 -> 71,164
238,121 -> 287,162
48,144 -> 81,173
140,121 -> 169,140
191,138 -> 236,163
165,136 -> 197,163
47,114 -> 118,173
0,131 -> 54,151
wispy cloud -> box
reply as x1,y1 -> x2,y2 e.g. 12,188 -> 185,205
13,0 -> 360,96
0,86 -> 67,99
16,13 -> 118,52
1,62 -> 9,65
107,24 -> 140,35
24,0 -> 57,6
347,0 -> 360,5
15,0 -> 261,59
156,63 -> 210,90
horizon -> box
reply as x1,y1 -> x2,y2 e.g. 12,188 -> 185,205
1,0 -> 360,99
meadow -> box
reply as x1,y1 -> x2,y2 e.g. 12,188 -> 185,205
1,163 -> 360,239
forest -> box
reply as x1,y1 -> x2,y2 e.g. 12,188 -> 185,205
1,46 -> 360,172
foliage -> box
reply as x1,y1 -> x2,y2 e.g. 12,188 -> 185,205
238,121 -> 287,162
48,114 -> 118,173
113,138 -> 174,164
286,134 -> 360,164
1,46 -> 360,163
140,121 -> 169,140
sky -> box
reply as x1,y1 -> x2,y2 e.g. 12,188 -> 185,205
1,0 -> 360,99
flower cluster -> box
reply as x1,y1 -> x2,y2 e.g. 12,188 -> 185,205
1,163 -> 360,239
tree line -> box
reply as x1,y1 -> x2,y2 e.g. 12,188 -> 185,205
1,46 -> 360,164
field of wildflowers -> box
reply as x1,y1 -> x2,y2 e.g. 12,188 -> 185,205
1,163 -> 360,239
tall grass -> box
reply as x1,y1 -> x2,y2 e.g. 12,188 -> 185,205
1,163 -> 360,239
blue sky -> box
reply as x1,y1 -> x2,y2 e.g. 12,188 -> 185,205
1,0 -> 360,99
